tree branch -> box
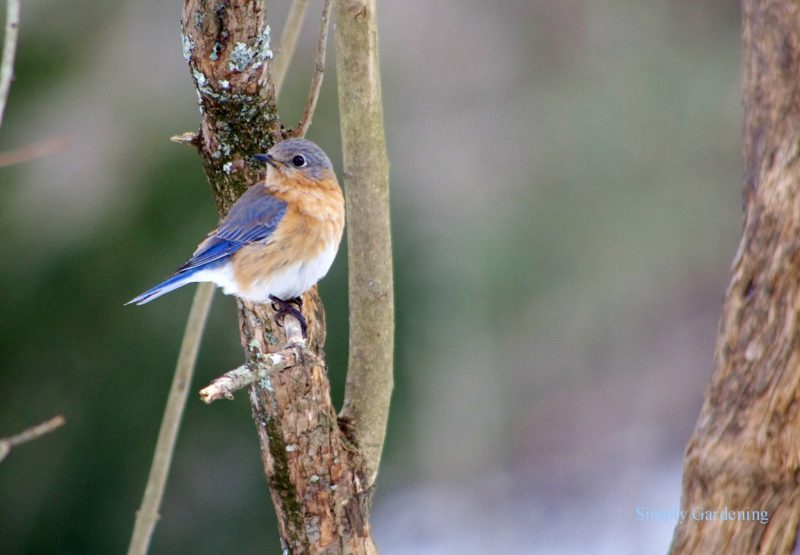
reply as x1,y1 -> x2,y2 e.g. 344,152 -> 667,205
199,316 -> 311,403
0,0 -> 20,126
334,0 -> 394,489
0,135 -> 70,167
128,283 -> 214,555
0,415 -> 65,463
272,0 -> 310,100
295,0 -> 332,138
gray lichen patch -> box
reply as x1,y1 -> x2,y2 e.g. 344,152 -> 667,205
254,25 -> 274,68
181,34 -> 195,62
227,26 -> 273,72
209,43 -> 221,61
193,10 -> 206,30
229,42 -> 256,72
192,69 -> 211,96
259,374 -> 274,393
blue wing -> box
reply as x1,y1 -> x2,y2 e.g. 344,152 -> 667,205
177,185 -> 288,273
127,185 -> 287,305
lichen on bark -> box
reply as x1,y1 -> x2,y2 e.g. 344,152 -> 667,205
182,0 -> 281,214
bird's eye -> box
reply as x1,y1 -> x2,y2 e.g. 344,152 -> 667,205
291,155 -> 306,167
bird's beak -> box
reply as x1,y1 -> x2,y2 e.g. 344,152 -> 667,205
254,153 -> 280,168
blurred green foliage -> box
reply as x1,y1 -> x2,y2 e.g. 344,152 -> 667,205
0,1 -> 744,554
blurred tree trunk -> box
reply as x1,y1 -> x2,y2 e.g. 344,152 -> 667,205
670,1 -> 800,553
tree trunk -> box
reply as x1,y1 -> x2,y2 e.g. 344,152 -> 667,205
670,1 -> 800,553
181,1 -> 376,552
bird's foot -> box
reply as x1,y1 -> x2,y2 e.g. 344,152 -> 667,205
269,295 -> 307,338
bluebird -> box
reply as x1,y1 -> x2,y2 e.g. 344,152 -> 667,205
127,138 -> 345,334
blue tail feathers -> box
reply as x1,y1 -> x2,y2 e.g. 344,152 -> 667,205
125,272 -> 196,306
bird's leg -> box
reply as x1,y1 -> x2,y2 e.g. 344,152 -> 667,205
269,295 -> 307,338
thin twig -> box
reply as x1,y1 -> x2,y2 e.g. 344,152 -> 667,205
0,0 -> 20,126
295,0 -> 333,138
0,135 -> 70,168
201,316 -> 307,403
0,415 -> 65,463
272,0 -> 310,99
128,283 -> 214,555
169,131 -> 198,146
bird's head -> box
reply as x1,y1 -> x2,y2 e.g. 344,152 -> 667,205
254,138 -> 335,183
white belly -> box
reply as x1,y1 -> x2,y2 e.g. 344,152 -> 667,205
192,241 -> 339,302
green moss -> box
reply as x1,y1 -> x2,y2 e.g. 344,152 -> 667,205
191,83 -> 278,213
266,417 -> 306,550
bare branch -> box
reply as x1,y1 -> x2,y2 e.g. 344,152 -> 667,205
272,0 -> 310,99
169,131 -> 198,146
128,283 -> 214,555
200,363 -> 264,402
0,135 -> 70,168
0,0 -> 19,126
199,347 -> 314,403
295,0 -> 333,138
200,316 -> 312,403
334,0 -> 394,489
0,415 -> 65,463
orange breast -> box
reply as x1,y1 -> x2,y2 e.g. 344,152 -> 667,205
231,173 -> 345,292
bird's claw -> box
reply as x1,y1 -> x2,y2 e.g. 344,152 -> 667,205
269,296 -> 308,338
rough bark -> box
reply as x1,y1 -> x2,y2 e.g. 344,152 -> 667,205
334,0 -> 394,490
670,2 -> 800,553
181,1 -> 375,552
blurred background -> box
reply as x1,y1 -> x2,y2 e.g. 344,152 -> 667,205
0,1 -> 742,553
